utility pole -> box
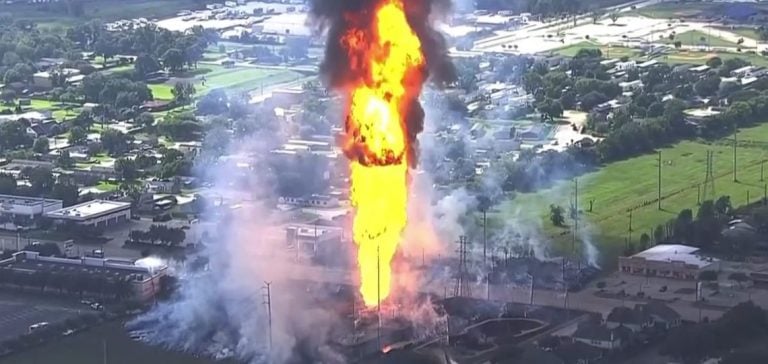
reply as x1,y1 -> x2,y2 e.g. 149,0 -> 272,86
733,128 -> 738,182
762,160 -> 766,182
482,208 -> 487,266
262,282 -> 273,354
697,184 -> 701,205
377,244 -> 381,351
103,339 -> 108,364
628,211 -> 633,244
658,151 -> 662,210
572,178 -> 579,254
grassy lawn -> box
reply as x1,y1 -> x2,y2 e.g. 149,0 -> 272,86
4,0 -> 210,29
150,65 -> 305,101
3,321 -> 236,364
497,122 -> 768,267
714,27 -> 763,41
95,181 -> 119,192
665,30 -> 742,49
656,50 -> 768,68
552,42 -> 642,59
149,84 -> 175,101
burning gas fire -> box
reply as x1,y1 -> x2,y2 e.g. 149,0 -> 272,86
340,0 -> 426,307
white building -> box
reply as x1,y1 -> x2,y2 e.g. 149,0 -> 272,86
2,251 -> 166,302
619,244 -> 719,280
0,194 -> 63,226
46,200 -> 131,228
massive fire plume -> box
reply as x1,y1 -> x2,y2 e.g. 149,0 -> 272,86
311,0 -> 455,307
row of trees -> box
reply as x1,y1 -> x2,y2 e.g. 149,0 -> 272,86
0,168 -> 79,207
661,302 -> 768,364
128,224 -> 186,247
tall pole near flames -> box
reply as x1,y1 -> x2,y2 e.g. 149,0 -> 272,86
262,281 -> 273,354
377,244 -> 381,351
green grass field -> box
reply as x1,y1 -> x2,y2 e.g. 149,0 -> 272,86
3,321 -> 237,364
552,42 -> 642,59
715,27 -> 763,41
497,122 -> 768,267
665,30 -> 742,48
150,65 -> 305,101
3,0 -> 210,29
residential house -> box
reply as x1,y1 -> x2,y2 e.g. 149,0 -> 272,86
618,80 -> 643,93
553,342 -> 603,364
572,322 -> 631,350
145,178 -> 181,194
637,301 -> 682,330
605,306 -> 654,333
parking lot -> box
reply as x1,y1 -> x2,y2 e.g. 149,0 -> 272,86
0,293 -> 83,341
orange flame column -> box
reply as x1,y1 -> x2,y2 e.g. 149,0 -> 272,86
340,0 -> 426,307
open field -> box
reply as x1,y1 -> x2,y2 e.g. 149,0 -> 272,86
551,42 -> 642,59
665,30 -> 742,49
552,44 -> 768,69
498,122 -> 768,267
1,321 -> 237,364
634,2 -> 768,20
714,26 -> 763,41
1,0 -> 210,29
149,65 -> 305,100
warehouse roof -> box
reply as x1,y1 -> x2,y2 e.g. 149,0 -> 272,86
46,200 -> 131,220
630,244 -> 715,268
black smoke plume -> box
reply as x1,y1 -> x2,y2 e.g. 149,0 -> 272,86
308,0 -> 456,167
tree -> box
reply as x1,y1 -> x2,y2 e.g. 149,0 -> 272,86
161,48 -> 185,72
654,224 -> 665,243
100,129 -> 129,156
596,281 -> 606,291
537,98 -> 563,121
706,56 -> 723,68
51,183 -> 79,207
282,37 -> 310,60
32,137 -> 50,154
639,233 -> 651,250
0,89 -> 16,104
27,167 -> 54,195
0,120 -> 33,151
56,150 -> 75,169
197,89 -> 229,115
134,53 -> 161,79
715,196 -> 732,216
728,272 -> 749,288
172,81 -> 195,104
674,40 -> 682,49
610,12 -> 619,24
68,126 -> 87,145
136,112 -> 155,128
695,75 -> 721,97
114,158 -> 137,181
0,173 -> 17,195
94,35 -> 116,67
549,204 -> 565,227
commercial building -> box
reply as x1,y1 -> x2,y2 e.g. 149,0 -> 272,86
0,194 -> 63,226
619,244 -> 719,280
0,251 -> 166,302
46,200 -> 131,228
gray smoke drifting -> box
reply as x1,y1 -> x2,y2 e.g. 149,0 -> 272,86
128,115 -> 351,363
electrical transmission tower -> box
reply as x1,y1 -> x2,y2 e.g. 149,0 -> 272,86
454,236 -> 472,298
702,151 -> 715,201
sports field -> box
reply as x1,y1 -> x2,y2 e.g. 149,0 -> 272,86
149,65 -> 305,100
634,2 -> 768,20
664,30 -> 742,49
497,122 -> 768,266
